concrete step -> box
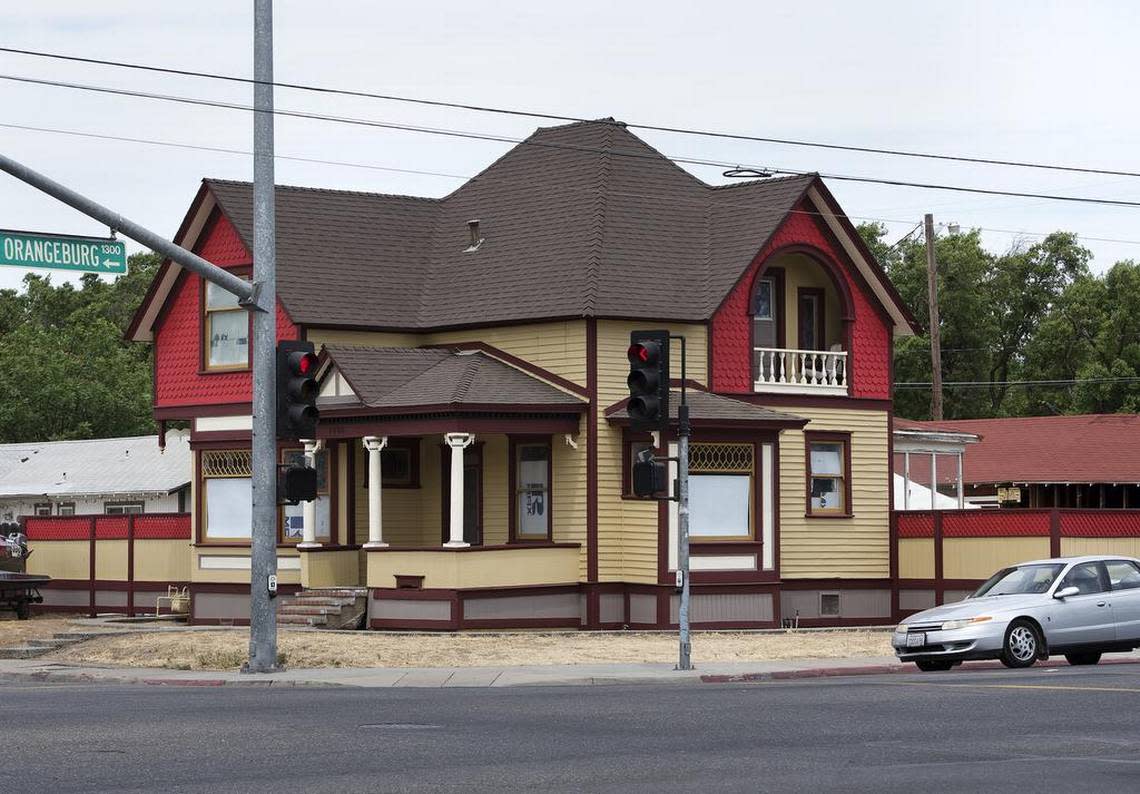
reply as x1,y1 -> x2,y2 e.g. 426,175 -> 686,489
52,631 -> 134,641
286,597 -> 358,608
277,614 -> 328,627
304,588 -> 368,598
0,644 -> 55,659
278,605 -> 341,617
27,637 -> 77,649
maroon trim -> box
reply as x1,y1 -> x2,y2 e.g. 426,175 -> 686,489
297,544 -> 362,552
364,542 -> 579,553
933,511 -> 945,605
329,441 -> 340,546
346,440 -> 357,545
726,393 -> 892,411
508,435 -> 554,543
1050,510 -> 1062,557
126,515 -> 135,617
155,402 -> 252,420
419,341 -> 588,397
317,415 -> 582,438
88,516 -> 96,618
439,441 -> 484,546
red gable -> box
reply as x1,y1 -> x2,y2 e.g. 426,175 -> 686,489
709,201 -> 893,399
153,211 -> 298,411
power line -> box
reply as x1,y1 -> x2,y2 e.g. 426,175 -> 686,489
4,44 -> 1140,181
896,376 -> 1140,390
10,117 -> 1140,251
6,73 -> 1140,211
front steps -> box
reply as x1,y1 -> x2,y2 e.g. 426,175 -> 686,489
276,587 -> 368,630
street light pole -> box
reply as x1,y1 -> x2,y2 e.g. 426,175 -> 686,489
674,335 -> 692,671
244,0 -> 279,674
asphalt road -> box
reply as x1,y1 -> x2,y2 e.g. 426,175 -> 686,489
4,664 -> 1140,793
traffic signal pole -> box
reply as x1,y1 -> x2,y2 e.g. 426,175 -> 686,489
245,0 -> 279,674
674,335 -> 692,671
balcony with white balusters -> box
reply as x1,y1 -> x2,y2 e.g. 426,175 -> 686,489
753,346 -> 849,396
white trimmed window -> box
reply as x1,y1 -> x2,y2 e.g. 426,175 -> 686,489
688,443 -> 754,540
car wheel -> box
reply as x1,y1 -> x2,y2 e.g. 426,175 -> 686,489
915,659 -> 955,672
15,600 -> 30,620
1000,619 -> 1040,669
1064,651 -> 1102,666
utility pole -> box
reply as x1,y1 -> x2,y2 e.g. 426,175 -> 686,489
924,213 -> 943,422
245,0 -> 280,673
672,336 -> 692,671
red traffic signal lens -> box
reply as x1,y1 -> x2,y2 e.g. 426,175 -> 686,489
297,353 -> 317,375
627,344 -> 648,362
628,341 -> 659,365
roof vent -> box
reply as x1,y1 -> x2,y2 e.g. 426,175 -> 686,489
464,219 -> 484,252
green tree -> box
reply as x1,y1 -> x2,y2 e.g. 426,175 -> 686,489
0,251 -> 159,442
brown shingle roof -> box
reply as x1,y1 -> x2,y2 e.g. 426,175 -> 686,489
205,120 -> 819,330
320,346 -> 585,413
604,389 -> 806,428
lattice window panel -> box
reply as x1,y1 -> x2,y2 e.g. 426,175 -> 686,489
689,443 -> 753,473
201,449 -> 252,478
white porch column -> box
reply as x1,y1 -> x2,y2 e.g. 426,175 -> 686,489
956,452 -> 965,510
297,439 -> 323,549
444,433 -> 475,548
362,436 -> 388,548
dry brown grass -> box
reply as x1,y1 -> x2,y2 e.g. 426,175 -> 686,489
0,614 -> 86,646
47,628 -> 893,671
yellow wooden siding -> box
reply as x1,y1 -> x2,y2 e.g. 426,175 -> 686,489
943,537 -> 1050,580
301,548 -> 361,587
595,320 -> 707,583
93,540 -> 129,581
551,420 -> 588,580
898,538 -> 934,579
367,546 -> 580,589
308,321 -> 588,389
134,540 -> 192,582
779,407 -> 890,579
1062,537 -> 1140,558
431,321 -> 587,387
481,435 -> 510,546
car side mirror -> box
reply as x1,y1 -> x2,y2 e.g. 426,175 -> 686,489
1054,586 -> 1080,600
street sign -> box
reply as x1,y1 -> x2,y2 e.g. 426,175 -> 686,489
0,229 -> 127,274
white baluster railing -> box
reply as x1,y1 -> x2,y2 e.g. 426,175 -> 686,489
753,347 -> 849,394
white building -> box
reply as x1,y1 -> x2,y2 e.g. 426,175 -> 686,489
0,431 -> 190,523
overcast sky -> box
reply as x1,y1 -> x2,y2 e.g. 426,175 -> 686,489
2,1 -> 1139,291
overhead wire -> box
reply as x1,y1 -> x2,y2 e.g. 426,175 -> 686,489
6,73 -> 1140,210
4,44 -> 1140,180
8,119 -> 1140,248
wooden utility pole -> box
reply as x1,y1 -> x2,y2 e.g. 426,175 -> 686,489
924,213 -> 944,421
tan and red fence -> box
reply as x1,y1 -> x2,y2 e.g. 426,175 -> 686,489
894,509 -> 1140,616
22,514 -> 191,616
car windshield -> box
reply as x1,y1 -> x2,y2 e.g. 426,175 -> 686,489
973,563 -> 1066,597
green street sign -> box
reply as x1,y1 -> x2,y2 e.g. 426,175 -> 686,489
0,229 -> 127,275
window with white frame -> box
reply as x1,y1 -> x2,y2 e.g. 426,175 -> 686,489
33,503 -> 52,517
807,435 -> 849,515
202,450 -> 252,540
203,280 -> 249,369
57,502 -> 75,516
105,502 -> 144,515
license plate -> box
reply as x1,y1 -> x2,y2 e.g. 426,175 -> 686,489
906,632 -> 925,648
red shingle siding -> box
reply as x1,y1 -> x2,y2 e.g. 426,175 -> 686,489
709,204 -> 892,398
154,212 -> 298,409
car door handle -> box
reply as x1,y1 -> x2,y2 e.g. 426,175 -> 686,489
1096,602 -> 1108,607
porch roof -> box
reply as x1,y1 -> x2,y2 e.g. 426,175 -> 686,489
318,346 -> 586,415
604,390 -> 807,430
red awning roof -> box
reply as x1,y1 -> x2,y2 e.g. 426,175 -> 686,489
897,414 -> 1140,485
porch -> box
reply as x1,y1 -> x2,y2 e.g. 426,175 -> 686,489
296,345 -> 588,608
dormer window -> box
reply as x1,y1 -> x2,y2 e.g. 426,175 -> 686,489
203,279 -> 250,370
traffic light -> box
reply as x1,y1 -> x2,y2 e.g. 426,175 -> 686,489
276,341 -> 319,440
278,464 -> 317,505
631,447 -> 667,498
626,330 -> 670,433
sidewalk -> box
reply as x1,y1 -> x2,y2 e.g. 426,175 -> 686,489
4,651 -> 1140,689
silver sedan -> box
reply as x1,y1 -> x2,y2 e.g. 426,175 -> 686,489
894,555 -> 1140,671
